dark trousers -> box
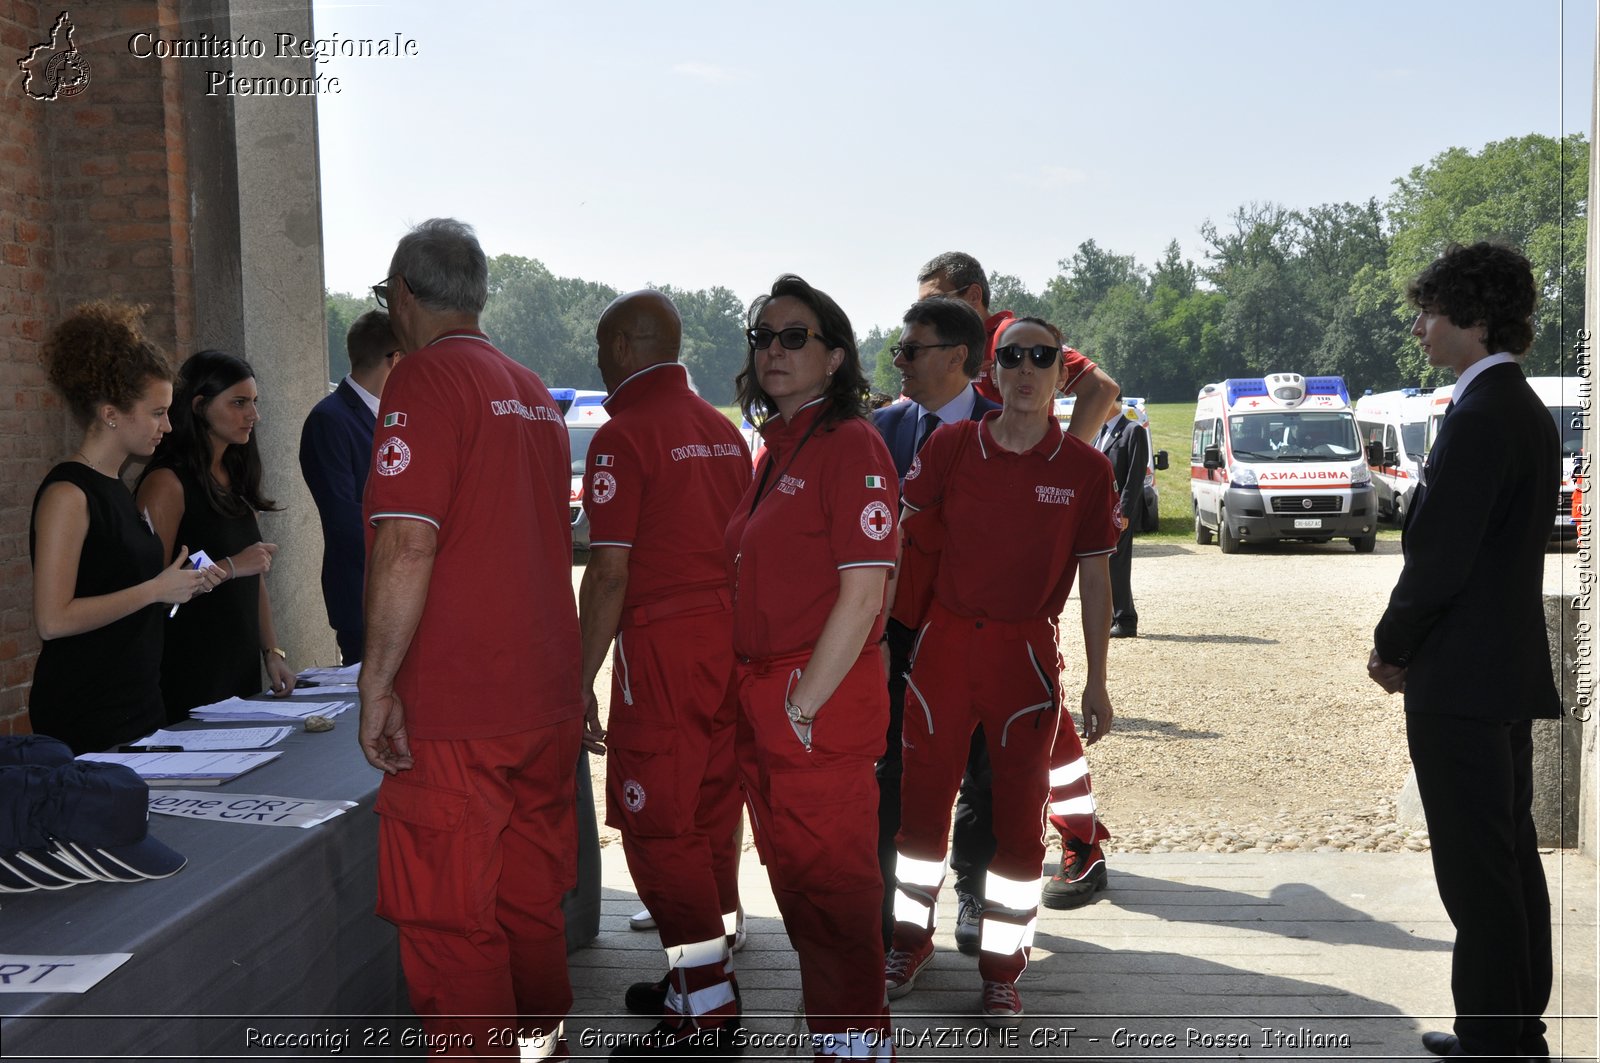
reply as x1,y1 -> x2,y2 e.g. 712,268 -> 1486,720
335,626 -> 363,666
1407,713 -> 1551,1060
877,620 -> 996,945
1109,525 -> 1136,630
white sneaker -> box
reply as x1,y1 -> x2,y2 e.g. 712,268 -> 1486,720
629,907 -> 656,931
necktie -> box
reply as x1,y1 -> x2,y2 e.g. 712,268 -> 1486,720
916,411 -> 940,454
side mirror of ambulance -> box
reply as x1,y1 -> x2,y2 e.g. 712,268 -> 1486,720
1203,445 -> 1223,471
1365,440 -> 1385,467
1154,450 -> 1170,472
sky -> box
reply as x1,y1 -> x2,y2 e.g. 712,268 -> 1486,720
312,0 -> 1597,337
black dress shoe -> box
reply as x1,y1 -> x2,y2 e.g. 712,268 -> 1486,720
1421,1031 -> 1460,1056
1109,623 -> 1137,639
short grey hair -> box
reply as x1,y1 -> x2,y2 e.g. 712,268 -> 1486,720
389,218 -> 489,314
917,251 -> 990,310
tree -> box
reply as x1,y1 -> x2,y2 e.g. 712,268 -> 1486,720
1386,133 -> 1588,377
1201,203 -> 1310,378
864,325 -> 901,398
323,290 -> 370,382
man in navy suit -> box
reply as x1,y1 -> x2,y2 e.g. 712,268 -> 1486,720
299,309 -> 400,664
1370,242 -> 1558,1062
871,296 -> 997,949
1096,401 -> 1150,638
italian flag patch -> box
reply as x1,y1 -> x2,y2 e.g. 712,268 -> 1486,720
594,454 -> 614,467
865,475 -> 886,489
383,412 -> 407,428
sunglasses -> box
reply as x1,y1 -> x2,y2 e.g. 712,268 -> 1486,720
890,342 -> 961,362
994,343 -> 1061,370
747,326 -> 828,352
372,277 -> 399,309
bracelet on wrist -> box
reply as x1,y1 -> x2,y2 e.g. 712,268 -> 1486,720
224,557 -> 237,580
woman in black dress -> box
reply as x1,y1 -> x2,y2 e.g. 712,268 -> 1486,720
137,350 -> 296,721
29,303 -> 223,753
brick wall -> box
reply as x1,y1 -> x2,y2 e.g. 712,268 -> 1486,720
0,0 -> 194,733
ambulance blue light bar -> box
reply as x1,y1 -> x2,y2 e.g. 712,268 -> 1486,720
1222,378 -> 1269,406
1304,376 -> 1349,403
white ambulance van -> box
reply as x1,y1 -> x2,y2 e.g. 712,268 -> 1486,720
1191,373 -> 1378,553
1355,387 -> 1436,525
1525,377 -> 1584,540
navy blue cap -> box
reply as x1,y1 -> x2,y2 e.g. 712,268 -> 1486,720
0,762 -> 184,882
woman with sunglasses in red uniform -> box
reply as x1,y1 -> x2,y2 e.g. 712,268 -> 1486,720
722,274 -> 899,1060
884,316 -> 1120,1028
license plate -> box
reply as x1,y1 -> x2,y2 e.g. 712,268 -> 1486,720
1293,518 -> 1322,529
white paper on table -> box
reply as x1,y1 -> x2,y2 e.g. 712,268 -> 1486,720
148,791 -> 357,828
127,727 -> 292,750
0,954 -> 133,994
285,684 -> 359,697
297,663 -> 360,683
79,750 -> 282,781
193,699 -> 353,723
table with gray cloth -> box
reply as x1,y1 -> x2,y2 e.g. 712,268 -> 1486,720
0,703 -> 601,1061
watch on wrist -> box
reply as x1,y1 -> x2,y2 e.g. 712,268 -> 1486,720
264,646 -> 287,661
784,699 -> 814,726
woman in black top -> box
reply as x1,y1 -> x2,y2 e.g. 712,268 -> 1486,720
29,303 -> 223,753
137,350 -> 295,720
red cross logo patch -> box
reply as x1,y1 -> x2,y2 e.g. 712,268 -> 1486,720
860,500 -> 893,541
376,436 -> 411,477
622,778 -> 646,812
591,470 -> 617,504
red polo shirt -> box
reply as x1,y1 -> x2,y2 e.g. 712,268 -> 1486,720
902,411 -> 1120,621
975,309 -> 1096,405
585,363 -> 751,611
724,399 -> 899,659
364,330 -> 582,739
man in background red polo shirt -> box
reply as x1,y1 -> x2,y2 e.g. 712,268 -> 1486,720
359,217 -> 582,1058
578,290 -> 751,1056
910,251 -> 1118,920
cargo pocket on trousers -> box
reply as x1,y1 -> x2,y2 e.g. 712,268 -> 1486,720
604,722 -> 684,838
373,777 -> 479,935
766,766 -> 879,893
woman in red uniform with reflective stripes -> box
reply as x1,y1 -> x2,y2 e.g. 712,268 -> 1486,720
723,274 -> 899,1061
885,316 -> 1119,1028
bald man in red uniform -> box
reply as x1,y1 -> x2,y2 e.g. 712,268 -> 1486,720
578,290 -> 751,1057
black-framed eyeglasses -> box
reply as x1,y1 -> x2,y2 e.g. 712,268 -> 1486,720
747,326 -> 827,352
995,343 -> 1061,370
890,341 -> 961,362
371,277 -> 395,309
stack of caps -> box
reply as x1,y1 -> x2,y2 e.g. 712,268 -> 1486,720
0,735 -> 186,891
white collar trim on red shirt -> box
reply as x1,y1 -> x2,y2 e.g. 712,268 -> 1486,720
606,362 -> 685,407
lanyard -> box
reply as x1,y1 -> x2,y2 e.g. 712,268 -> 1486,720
748,413 -> 824,518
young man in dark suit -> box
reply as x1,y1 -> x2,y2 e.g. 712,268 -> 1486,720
299,309 -> 399,664
1369,241 -> 1559,1062
1096,401 -> 1150,638
872,295 -> 997,951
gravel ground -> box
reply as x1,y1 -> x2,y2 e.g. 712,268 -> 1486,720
579,536 -> 1581,856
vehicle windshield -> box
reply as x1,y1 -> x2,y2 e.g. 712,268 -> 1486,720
1229,411 -> 1360,461
568,425 -> 598,475
1549,406 -> 1584,457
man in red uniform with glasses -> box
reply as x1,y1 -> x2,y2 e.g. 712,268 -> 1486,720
577,289 -> 751,1057
359,218 -> 581,1058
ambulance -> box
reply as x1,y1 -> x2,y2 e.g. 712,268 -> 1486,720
1355,387 -> 1436,525
1191,373 -> 1378,553
1421,376 -> 1581,539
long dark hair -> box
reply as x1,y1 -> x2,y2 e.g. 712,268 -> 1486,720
140,350 -> 279,516
736,273 -> 870,429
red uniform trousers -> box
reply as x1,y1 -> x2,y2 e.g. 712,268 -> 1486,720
737,648 -> 893,1058
606,596 -> 743,1026
375,716 -> 582,1058
894,604 -> 1061,983
1045,712 -> 1110,848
